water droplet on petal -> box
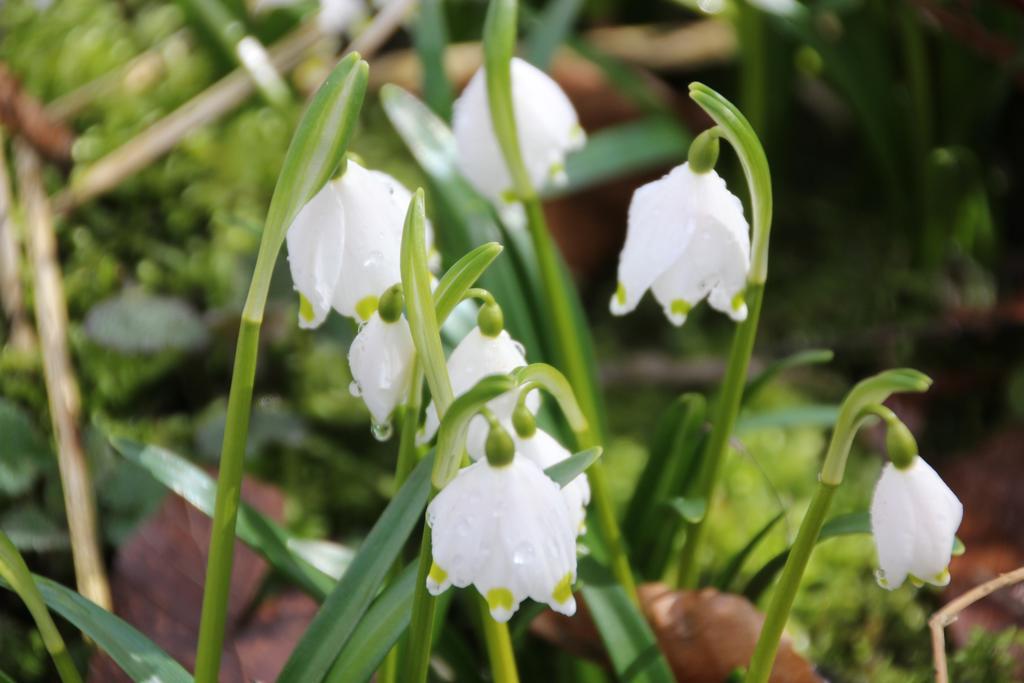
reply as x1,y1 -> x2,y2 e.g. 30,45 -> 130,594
512,341 -> 526,357
455,515 -> 474,537
349,381 -> 362,397
372,421 -> 393,441
363,250 -> 384,268
512,542 -> 535,566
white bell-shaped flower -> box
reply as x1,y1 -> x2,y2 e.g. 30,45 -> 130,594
610,162 -> 750,326
453,57 -> 585,225
347,311 -> 415,427
420,327 -> 539,458
515,428 -> 590,535
870,455 -> 963,590
426,453 -> 578,621
317,0 -> 368,37
285,160 -> 433,328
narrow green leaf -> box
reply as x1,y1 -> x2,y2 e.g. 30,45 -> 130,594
545,447 -> 602,487
744,511 -> 870,602
735,405 -> 839,435
413,0 -> 453,120
713,511 -> 785,592
665,496 -> 707,524
580,560 -> 674,683
0,570 -> 193,683
0,533 -> 82,683
525,0 -> 583,70
0,669 -> 16,683
277,452 -> 435,683
433,242 -> 504,323
110,437 -> 335,599
744,349 -> 834,404
84,290 -> 208,353
549,117 -> 690,198
324,562 -> 417,683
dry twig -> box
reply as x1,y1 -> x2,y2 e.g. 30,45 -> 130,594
0,130 -> 35,349
929,565 -> 1024,683
15,139 -> 111,611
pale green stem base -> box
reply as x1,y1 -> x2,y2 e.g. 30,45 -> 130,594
194,317 -> 260,682
678,283 -> 765,588
745,483 -> 836,683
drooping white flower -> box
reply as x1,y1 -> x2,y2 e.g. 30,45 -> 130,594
317,0 -> 368,36
420,326 -> 540,458
610,162 -> 750,326
453,57 -> 585,225
870,455 -> 963,590
515,428 -> 590,535
426,453 -> 578,621
347,311 -> 415,426
285,161 -> 433,328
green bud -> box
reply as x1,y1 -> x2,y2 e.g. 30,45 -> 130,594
512,403 -> 536,438
485,421 -> 515,467
885,416 -> 918,470
478,302 -> 504,337
378,284 -> 404,323
688,128 -> 721,174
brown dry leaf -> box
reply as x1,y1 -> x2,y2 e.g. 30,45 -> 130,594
88,474 -> 315,683
532,582 -> 821,682
0,62 -> 74,164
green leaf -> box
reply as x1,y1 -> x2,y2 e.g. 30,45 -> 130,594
524,0 -> 583,70
665,496 -> 707,524
744,349 -> 834,404
433,242 -> 504,324
110,437 -> 335,599
580,560 -> 674,683
277,452 -> 435,683
0,398 -> 50,497
380,84 -> 544,360
1,505 -> 69,553
84,290 -> 208,354
0,570 -> 192,683
413,0 -> 453,120
744,511 -> 870,602
713,511 -> 785,592
545,447 -> 602,487
0,532 -> 82,683
550,117 -> 690,198
323,561 -> 418,683
735,405 -> 839,435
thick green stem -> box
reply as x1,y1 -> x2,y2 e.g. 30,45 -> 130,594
745,483 -> 836,683
677,283 -> 765,588
404,524 -> 439,683
194,316 -> 260,682
479,596 -> 521,683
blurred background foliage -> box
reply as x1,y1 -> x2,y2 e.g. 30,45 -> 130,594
1,0 -> 1023,680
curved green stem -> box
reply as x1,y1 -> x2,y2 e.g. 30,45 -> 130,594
744,369 -> 932,683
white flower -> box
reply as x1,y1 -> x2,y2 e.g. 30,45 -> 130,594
870,455 -> 963,590
420,327 -> 540,459
285,161 -> 433,328
515,428 -> 590,535
453,57 -> 585,225
610,162 -> 750,326
317,0 -> 368,36
347,312 -> 415,426
426,454 -> 578,621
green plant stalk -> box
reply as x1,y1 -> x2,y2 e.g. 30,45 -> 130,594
483,0 -> 637,601
193,54 -> 367,682
677,283 -> 764,588
404,523 -> 439,683
0,532 -> 82,683
480,595 -> 521,683
744,483 -> 836,683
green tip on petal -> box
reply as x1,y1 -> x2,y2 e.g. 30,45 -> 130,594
299,294 -> 315,323
952,537 -> 966,556
428,562 -> 448,585
500,188 -> 519,204
552,573 -> 574,604
671,299 -> 692,317
355,294 -> 379,321
487,587 -> 514,614
731,291 -> 746,312
615,282 -> 627,306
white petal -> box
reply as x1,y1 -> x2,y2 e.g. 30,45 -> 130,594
515,429 -> 590,535
611,163 -> 749,324
317,0 -> 368,36
348,313 -> 416,426
870,462 -> 916,590
331,162 -> 425,320
420,327 -> 539,459
453,57 -> 585,209
426,454 -> 578,621
285,182 -> 346,329
904,457 -> 963,586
